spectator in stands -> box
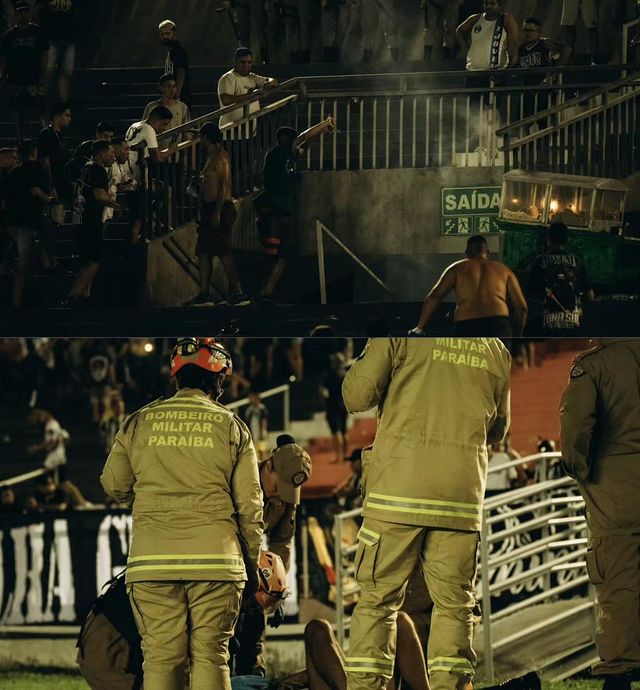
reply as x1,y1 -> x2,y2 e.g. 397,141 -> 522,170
125,105 -> 177,242
0,0 -> 48,141
360,0 -> 400,62
86,341 -> 116,422
64,140 -> 118,305
514,18 -> 554,127
485,440 -> 526,495
0,484 -> 20,513
423,0 -> 461,62
184,123 -> 251,307
284,0 -> 313,64
27,408 -> 88,507
320,351 -> 349,463
253,118 -> 334,303
66,121 -> 116,223
34,0 -> 78,101
321,0 -> 348,62
559,0 -> 598,64
410,234 -> 528,337
37,101 -> 71,227
218,47 -> 277,192
612,0 -> 639,63
158,19 -> 192,109
26,472 -> 68,511
99,392 -> 126,456
244,390 -> 269,460
143,73 -> 191,136
457,0 -> 519,70
2,138 -> 54,306
221,0 -> 275,65
526,221 -> 593,333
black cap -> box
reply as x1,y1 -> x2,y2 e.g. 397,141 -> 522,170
276,434 -> 296,447
15,1 -> 30,11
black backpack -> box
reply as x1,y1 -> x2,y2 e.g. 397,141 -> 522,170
76,571 -> 143,690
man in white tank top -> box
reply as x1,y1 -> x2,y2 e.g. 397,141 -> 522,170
456,0 -> 519,70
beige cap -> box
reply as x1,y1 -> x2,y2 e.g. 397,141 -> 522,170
271,443 -> 312,505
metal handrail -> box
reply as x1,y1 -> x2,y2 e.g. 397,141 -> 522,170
622,18 -> 639,66
227,383 -> 291,432
497,69 -> 640,139
315,220 -> 392,305
157,77 -> 303,140
0,467 -> 50,489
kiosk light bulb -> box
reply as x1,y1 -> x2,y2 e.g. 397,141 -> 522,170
550,199 -> 558,212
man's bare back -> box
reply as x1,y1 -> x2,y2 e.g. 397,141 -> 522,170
412,239 -> 528,336
452,257 -> 512,321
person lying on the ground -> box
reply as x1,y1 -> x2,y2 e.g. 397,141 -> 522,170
231,613 -> 430,690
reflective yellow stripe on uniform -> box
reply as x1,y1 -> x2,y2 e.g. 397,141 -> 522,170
366,493 -> 481,521
127,554 -> 245,574
344,656 -> 394,675
357,526 -> 381,546
428,656 -> 475,675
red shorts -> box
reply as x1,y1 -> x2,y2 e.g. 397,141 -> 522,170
196,200 -> 236,257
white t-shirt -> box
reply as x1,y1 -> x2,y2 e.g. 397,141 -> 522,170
125,120 -> 159,182
466,13 -> 509,71
486,450 -> 518,491
218,69 -> 269,131
142,99 -> 191,142
43,418 -> 70,470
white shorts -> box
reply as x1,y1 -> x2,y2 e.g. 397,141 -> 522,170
561,0 -> 597,28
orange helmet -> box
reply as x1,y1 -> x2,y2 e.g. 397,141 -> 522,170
170,338 -> 232,377
255,550 -> 289,614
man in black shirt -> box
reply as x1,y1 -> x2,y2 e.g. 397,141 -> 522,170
158,19 -> 192,109
0,0 -> 48,140
3,138 -> 53,306
65,140 -> 118,305
37,101 -> 71,226
527,221 -> 594,334
34,0 -> 78,101
515,17 -> 553,127
254,118 -> 334,302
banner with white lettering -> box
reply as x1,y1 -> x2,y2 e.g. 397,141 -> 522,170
0,510 -> 300,625
441,186 -> 502,235
0,511 -> 131,625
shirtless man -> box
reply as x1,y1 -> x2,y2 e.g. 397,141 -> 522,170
231,613 -> 430,690
410,234 -> 528,337
185,122 -> 251,306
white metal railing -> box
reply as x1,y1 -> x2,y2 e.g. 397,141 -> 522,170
227,383 -> 291,434
315,220 -> 392,304
0,467 -> 52,489
333,451 -> 592,681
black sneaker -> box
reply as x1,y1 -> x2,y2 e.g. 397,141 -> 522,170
258,294 -> 278,305
229,293 -> 252,307
184,293 -> 215,307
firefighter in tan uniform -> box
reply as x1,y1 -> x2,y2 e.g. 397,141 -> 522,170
560,339 -> 640,690
100,338 -> 264,690
342,337 -> 511,690
234,433 -> 312,676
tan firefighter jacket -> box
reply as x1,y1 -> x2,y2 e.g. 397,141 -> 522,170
100,388 -> 264,583
342,338 -> 511,532
560,339 -> 640,536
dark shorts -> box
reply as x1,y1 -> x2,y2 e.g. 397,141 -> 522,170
452,315 -> 513,338
79,222 -> 105,265
327,407 -> 348,435
8,85 -> 46,112
196,200 -> 236,258
257,211 -> 291,259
